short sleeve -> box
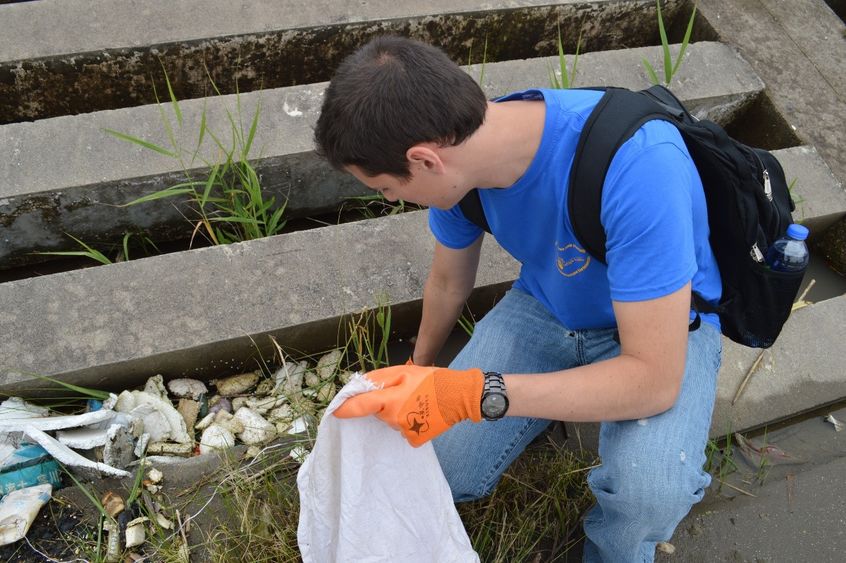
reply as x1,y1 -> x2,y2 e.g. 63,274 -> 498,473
428,206 -> 485,249
601,132 -> 698,302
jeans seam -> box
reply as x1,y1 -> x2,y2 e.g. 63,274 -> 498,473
576,331 -> 586,365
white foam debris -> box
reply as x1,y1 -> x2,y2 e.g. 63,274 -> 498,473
167,378 -> 208,400
56,427 -> 110,449
0,397 -> 49,420
0,409 -> 115,432
23,426 -> 130,478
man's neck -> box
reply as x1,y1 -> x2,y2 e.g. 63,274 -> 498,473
461,100 -> 546,189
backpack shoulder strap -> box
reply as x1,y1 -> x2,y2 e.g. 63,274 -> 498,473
457,188 -> 491,233
568,86 -> 682,264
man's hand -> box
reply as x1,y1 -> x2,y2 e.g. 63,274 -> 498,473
334,365 -> 484,447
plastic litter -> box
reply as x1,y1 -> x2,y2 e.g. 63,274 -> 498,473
0,483 -> 52,545
297,373 -> 479,563
825,414 -> 844,432
0,443 -> 62,496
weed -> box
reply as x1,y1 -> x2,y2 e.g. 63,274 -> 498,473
705,432 -> 738,491
457,306 -> 478,337
60,469 -> 113,562
458,439 -> 597,561
753,428 -> 772,484
344,297 -> 394,373
549,22 -> 582,89
189,446 -> 303,562
34,233 -> 114,265
468,35 -> 489,89
32,230 -> 160,266
339,193 -> 420,220
106,66 -> 287,246
642,1 -> 697,86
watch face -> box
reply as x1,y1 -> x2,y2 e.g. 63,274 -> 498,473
483,393 -> 508,418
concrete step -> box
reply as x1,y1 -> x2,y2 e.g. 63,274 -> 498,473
661,404 -> 846,563
698,0 -> 846,185
2,145 -> 843,419
0,41 -> 764,268
0,0 -> 679,123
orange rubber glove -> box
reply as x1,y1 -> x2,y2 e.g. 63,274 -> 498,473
334,365 -> 484,447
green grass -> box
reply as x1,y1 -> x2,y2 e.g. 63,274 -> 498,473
339,193 -> 421,221
468,35 -> 489,89
344,297 -> 393,372
106,65 -> 287,247
458,440 -> 597,562
642,1 -> 698,86
549,22 -> 582,89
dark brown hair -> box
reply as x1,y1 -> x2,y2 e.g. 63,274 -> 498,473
314,36 -> 487,179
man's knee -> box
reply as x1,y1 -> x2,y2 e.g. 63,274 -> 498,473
588,454 -> 709,532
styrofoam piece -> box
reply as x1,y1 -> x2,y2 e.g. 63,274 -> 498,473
23,426 -> 130,478
0,409 -> 115,432
114,390 -> 191,444
56,426 -> 109,449
0,397 -> 49,420
0,484 -> 52,546
167,378 -> 208,400
199,424 -> 236,455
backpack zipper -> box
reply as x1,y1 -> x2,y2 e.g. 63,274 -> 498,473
750,243 -> 765,263
752,150 -> 773,202
762,169 -> 773,201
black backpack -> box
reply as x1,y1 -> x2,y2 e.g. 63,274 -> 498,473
459,85 -> 803,348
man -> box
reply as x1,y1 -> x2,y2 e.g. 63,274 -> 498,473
315,35 -> 722,562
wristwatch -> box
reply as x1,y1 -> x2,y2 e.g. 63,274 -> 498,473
480,371 -> 509,421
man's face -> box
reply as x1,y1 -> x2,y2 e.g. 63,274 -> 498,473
346,163 -> 466,210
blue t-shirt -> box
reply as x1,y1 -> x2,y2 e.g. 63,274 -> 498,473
429,88 -> 722,330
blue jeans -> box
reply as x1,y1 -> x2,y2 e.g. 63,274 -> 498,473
433,288 -> 722,562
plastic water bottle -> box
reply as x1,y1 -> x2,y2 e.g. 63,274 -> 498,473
766,224 -> 810,272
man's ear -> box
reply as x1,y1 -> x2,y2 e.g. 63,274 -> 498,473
406,144 -> 445,174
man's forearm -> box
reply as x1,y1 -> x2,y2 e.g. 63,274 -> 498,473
505,353 -> 683,422
412,278 -> 470,365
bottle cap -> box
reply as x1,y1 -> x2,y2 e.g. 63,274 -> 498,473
787,223 -> 809,241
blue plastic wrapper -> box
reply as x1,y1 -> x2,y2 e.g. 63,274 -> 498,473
0,443 -> 62,498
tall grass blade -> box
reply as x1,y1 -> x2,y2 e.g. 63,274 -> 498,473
570,30 -> 582,87
152,78 -> 179,157
122,232 -> 132,261
65,234 -> 112,265
63,468 -> 111,520
30,373 -> 111,400
656,0 -> 672,84
161,62 -> 183,127
199,163 -> 220,208
671,3 -> 698,78
244,101 -> 261,158
121,182 -> 204,206
102,129 -> 177,158
557,22 -> 569,89
642,58 -> 660,85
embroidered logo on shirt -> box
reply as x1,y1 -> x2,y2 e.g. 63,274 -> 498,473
555,242 -> 591,277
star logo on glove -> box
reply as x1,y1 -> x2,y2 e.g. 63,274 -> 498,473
406,412 -> 429,435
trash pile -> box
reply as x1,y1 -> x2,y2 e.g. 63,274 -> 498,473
0,349 -> 350,551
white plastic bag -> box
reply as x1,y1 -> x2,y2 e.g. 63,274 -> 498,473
297,374 -> 479,563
